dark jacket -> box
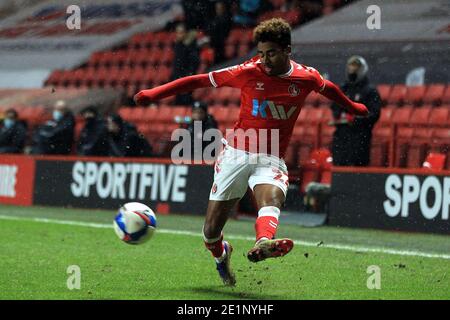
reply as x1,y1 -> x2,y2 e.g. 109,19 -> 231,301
31,113 -> 75,155
171,40 -> 200,80
186,115 -> 219,160
207,14 -> 232,64
77,118 -> 109,156
107,122 -> 152,158
0,120 -> 27,154
331,77 -> 381,166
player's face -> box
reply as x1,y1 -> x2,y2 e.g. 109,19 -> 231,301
257,41 -> 291,76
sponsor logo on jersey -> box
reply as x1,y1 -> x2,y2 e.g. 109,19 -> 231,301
252,99 -> 297,120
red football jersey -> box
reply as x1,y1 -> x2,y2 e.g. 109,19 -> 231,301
208,56 -> 325,158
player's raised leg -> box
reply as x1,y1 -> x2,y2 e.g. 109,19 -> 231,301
247,184 -> 294,262
203,198 -> 239,286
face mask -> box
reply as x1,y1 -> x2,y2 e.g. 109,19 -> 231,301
53,110 -> 63,121
3,118 -> 15,129
348,73 -> 358,82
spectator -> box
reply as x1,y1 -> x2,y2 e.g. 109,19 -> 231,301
293,0 -> 323,23
182,0 -> 215,30
207,1 -> 232,64
186,101 -> 219,161
233,0 -> 273,27
330,55 -> 381,166
106,114 -> 153,157
0,108 -> 27,154
77,106 -> 109,156
31,100 -> 75,155
171,23 -> 200,105
198,37 -> 215,73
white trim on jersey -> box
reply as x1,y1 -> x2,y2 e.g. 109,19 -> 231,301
278,61 -> 294,78
319,80 -> 326,92
208,71 -> 218,87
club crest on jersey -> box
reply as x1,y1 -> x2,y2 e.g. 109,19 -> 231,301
256,82 -> 265,90
288,83 -> 300,97
252,99 -> 297,120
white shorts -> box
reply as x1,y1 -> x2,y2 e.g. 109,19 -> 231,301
209,144 -> 289,201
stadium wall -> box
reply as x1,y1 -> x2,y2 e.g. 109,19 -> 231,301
0,155 -> 213,214
329,167 -> 450,235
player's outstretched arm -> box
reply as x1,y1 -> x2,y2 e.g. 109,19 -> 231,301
134,74 -> 212,105
320,79 -> 369,116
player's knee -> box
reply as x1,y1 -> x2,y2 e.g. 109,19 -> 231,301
202,223 -> 220,240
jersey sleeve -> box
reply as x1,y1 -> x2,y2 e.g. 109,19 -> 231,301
208,64 -> 248,88
306,67 -> 326,92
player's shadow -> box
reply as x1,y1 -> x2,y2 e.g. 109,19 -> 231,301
187,286 -> 283,300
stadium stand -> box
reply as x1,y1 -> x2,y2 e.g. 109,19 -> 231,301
0,0 -> 448,175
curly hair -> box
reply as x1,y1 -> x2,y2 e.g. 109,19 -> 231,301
253,18 -> 292,48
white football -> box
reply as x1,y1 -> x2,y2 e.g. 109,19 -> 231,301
113,202 -> 157,245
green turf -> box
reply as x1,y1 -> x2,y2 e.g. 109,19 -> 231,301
0,204 -> 449,300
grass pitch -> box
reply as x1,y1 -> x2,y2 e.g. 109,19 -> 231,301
0,204 -> 448,300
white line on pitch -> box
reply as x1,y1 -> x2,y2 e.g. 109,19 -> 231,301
0,214 -> 449,260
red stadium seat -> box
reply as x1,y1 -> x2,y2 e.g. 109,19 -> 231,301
405,85 -> 426,106
110,50 -> 128,67
307,107 -> 325,124
395,127 -> 414,167
284,142 -> 299,169
156,105 -> 176,123
237,43 -> 250,57
153,66 -> 171,85
320,155 -> 333,185
406,128 -> 433,168
299,149 -> 331,193
148,48 -> 164,66
391,106 -> 413,125
225,44 -> 236,59
388,84 -> 407,105
423,84 -> 445,105
443,85 -> 450,104
270,0 -> 287,9
143,107 -> 159,121
423,153 -> 447,171
377,84 -> 391,105
228,107 -> 240,124
431,128 -> 450,158
410,106 -> 431,126
379,105 -> 396,125
428,106 -> 449,126
129,33 -> 146,49
171,106 -> 188,119
320,125 -> 335,149
298,106 -> 312,124
209,105 -> 230,123
371,124 -> 392,167
118,107 -> 133,122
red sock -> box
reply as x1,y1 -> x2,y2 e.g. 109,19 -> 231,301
204,234 -> 224,258
255,216 -> 278,241
255,206 -> 280,242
